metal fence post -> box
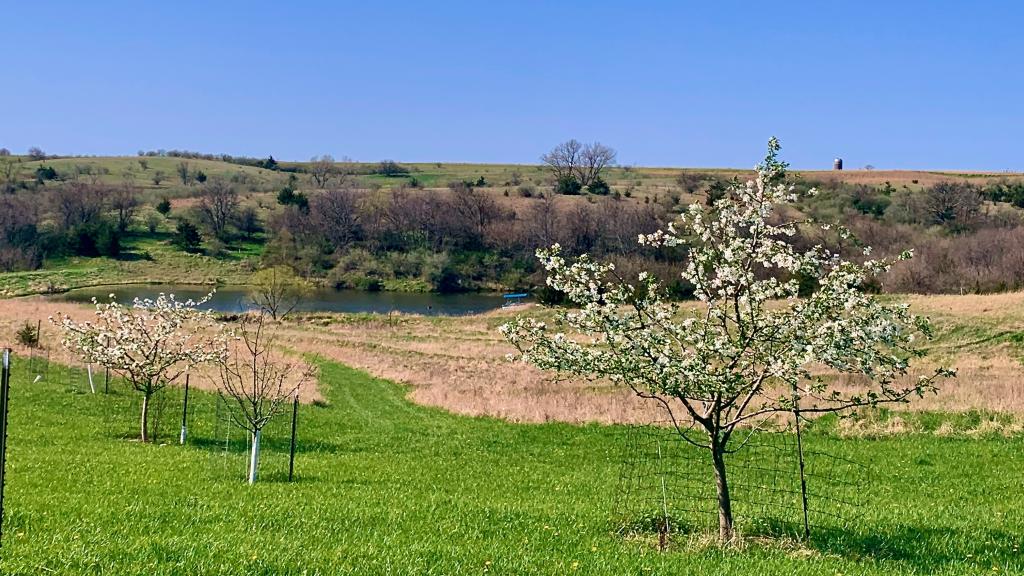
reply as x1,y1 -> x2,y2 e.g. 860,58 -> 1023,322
1,349 -> 12,548
288,394 -> 298,482
180,374 -> 190,445
792,385 -> 810,540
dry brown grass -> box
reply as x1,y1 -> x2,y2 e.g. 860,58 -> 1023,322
0,297 -> 321,402
4,293 -> 1024,423
794,169 -> 1024,189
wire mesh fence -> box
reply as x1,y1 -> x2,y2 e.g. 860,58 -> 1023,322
206,394 -> 299,483
3,349 -> 302,483
613,403 -> 869,543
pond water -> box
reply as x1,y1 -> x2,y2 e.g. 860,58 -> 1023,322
53,285 -> 518,316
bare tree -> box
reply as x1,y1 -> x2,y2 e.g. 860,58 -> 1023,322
110,183 -> 140,232
50,182 -> 108,229
448,182 -> 500,247
249,265 -> 311,320
310,155 -> 335,188
0,194 -> 42,271
197,177 -> 239,240
578,142 -> 617,187
920,181 -> 983,230
312,185 -> 363,248
215,312 -> 315,483
27,147 -> 46,161
541,140 -> 583,182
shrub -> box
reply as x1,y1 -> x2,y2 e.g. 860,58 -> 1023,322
172,220 -> 203,252
517,185 -> 536,198
145,213 -> 162,234
431,266 -> 463,293
587,177 -> 610,195
155,198 -> 172,215
277,187 -> 308,211
555,175 -> 582,195
375,160 -> 409,177
35,166 -> 58,182
68,221 -> 120,257
15,322 -> 39,347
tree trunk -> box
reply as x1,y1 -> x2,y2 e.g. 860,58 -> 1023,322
711,440 -> 734,542
248,429 -> 261,484
140,391 -> 151,443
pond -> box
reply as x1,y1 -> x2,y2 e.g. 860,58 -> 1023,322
53,285 -> 519,316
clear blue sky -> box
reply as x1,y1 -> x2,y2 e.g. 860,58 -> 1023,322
3,1 -> 1021,169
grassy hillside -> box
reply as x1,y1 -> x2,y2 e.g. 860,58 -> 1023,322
0,232 -> 259,297
10,154 -> 1023,197
1,359 -> 1022,575
3,153 -> 1024,298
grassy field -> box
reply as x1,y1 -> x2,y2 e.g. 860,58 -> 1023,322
0,358 -> 1023,575
0,233 -> 258,297
12,154 -> 1024,194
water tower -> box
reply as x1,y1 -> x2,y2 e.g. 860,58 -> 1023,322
833,158 -> 843,170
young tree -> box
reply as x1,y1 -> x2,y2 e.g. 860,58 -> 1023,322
215,311 -> 314,483
53,292 -> 224,442
249,266 -> 311,320
152,170 -> 166,186
501,139 -> 953,542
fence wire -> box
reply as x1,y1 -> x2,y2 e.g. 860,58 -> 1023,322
613,402 -> 869,541
5,350 -> 300,483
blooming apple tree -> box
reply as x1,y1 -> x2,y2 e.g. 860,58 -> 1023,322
500,139 -> 953,542
53,291 -> 226,442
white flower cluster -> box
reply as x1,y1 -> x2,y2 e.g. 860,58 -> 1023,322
51,290 -> 227,394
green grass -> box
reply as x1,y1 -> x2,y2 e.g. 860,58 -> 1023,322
1,359 -> 1023,574
0,233 -> 258,297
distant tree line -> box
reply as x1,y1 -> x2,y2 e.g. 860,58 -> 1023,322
261,180 -> 671,293
137,149 -> 287,171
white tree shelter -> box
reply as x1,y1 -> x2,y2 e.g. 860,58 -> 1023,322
54,292 -> 225,443
501,139 -> 953,542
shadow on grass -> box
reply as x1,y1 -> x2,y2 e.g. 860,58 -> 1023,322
618,514 -> 1024,571
804,524 -> 1022,570
113,250 -> 155,262
184,435 -> 343,456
